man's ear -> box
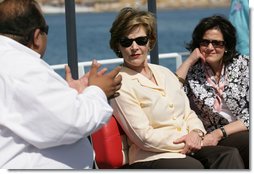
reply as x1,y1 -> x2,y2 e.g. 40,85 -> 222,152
30,28 -> 41,49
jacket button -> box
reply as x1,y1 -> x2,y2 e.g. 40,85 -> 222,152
169,104 -> 173,108
177,127 -> 182,131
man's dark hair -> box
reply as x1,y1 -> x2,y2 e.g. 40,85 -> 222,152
0,0 -> 47,45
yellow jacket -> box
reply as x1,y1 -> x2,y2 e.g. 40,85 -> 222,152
111,63 -> 206,165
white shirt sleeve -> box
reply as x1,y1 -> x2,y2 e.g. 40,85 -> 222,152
0,63 -> 112,149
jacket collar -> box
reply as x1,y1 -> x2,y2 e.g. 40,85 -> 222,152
121,64 -> 164,91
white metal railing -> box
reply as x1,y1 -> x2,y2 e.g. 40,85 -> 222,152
51,52 -> 189,77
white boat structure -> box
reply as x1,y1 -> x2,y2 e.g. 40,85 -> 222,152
51,52 -> 189,77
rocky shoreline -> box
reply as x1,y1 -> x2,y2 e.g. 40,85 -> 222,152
38,0 -> 230,14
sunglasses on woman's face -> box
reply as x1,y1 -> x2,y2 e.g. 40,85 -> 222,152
119,36 -> 149,47
199,39 -> 225,48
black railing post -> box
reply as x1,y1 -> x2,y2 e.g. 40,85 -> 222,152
148,0 -> 159,65
65,0 -> 79,79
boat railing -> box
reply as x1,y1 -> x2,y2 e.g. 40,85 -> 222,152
51,52 -> 189,77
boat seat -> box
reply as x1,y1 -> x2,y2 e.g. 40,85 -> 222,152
91,115 -> 129,169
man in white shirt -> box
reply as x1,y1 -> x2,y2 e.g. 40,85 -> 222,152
0,0 -> 122,169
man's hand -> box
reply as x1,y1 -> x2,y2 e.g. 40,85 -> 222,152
88,60 -> 122,99
65,65 -> 89,94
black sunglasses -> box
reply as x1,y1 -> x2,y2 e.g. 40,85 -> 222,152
119,36 -> 149,47
200,39 -> 225,48
39,25 -> 49,35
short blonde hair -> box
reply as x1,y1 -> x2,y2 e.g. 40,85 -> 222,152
109,7 -> 157,57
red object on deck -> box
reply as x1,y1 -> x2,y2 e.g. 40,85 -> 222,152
91,116 -> 128,169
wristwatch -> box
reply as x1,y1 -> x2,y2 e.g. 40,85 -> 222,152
220,126 -> 228,139
192,129 -> 205,139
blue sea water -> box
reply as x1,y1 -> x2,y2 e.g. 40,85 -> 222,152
44,7 -> 229,73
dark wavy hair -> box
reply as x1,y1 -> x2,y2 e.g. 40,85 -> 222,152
186,15 -> 238,65
0,0 -> 47,46
109,7 -> 157,58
